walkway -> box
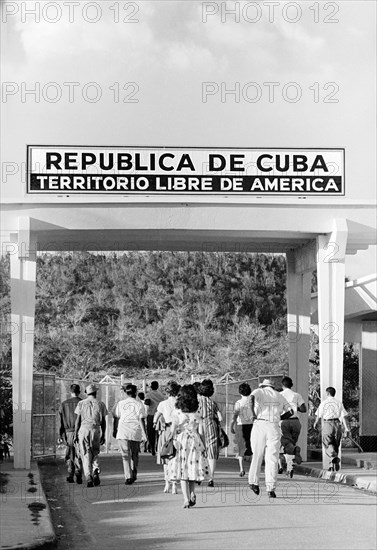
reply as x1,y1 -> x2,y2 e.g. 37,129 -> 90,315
1,451 -> 376,550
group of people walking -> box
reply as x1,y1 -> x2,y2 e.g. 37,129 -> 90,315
59,376 -> 351,506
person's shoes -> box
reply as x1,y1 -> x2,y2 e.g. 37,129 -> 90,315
249,484 -> 260,495
328,465 -> 334,472
189,493 -> 196,507
87,476 -> 94,488
125,478 -> 134,485
93,470 -> 100,486
268,490 -> 277,498
183,501 -> 191,509
239,470 -> 245,477
294,446 -> 302,465
286,469 -> 294,479
207,479 -> 214,487
163,481 -> 170,493
66,475 -> 74,483
75,473 -> 82,485
332,457 -> 340,471
171,482 -> 177,494
278,467 -> 284,474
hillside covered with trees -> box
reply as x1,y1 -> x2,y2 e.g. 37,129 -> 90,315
1,252 -> 289,382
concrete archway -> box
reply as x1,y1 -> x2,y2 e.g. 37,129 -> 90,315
2,198 -> 377,468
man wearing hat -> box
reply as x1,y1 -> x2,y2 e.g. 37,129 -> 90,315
58,384 -> 83,484
74,384 -> 108,487
248,379 -> 292,498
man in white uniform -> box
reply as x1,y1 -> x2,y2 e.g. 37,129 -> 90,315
314,387 -> 350,471
113,383 -> 147,484
248,379 -> 292,498
280,376 -> 307,477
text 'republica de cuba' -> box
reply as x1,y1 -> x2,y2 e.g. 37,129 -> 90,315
27,147 -> 345,195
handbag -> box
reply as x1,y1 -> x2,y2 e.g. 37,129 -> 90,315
218,427 -> 230,449
160,437 -> 176,460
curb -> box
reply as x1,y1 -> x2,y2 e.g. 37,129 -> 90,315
295,464 -> 377,494
0,462 -> 57,550
341,456 -> 377,470
307,451 -> 377,470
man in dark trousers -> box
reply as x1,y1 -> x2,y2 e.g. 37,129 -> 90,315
58,384 -> 83,484
314,386 -> 350,471
144,381 -> 164,455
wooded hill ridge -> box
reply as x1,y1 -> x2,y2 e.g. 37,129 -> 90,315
1,252 -> 290,381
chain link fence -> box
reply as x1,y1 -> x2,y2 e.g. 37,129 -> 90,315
35,365 -> 360,459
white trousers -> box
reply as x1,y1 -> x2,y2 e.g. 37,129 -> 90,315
248,420 -> 280,491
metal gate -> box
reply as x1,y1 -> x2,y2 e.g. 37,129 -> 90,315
32,373 -> 56,458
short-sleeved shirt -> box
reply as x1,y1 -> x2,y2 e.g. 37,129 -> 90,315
144,389 -> 165,415
234,396 -> 254,425
59,396 -> 81,433
252,387 -> 291,423
315,397 -> 348,420
280,388 -> 305,417
156,396 -> 177,424
113,397 -> 146,441
74,397 -> 108,429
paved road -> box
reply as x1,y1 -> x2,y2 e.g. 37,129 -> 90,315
39,454 -> 377,550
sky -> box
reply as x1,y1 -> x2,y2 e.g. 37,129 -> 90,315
1,0 -> 376,276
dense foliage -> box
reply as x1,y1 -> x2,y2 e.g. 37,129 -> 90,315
33,251 -> 288,380
0,252 -> 289,382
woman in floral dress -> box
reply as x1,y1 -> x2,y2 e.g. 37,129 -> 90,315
168,385 -> 209,508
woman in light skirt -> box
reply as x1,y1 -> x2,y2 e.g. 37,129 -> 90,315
153,380 -> 181,494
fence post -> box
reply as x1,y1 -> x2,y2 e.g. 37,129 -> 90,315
105,384 -> 110,454
225,374 -> 229,458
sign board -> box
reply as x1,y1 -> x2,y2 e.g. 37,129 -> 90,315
27,146 -> 345,196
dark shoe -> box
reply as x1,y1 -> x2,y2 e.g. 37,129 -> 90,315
207,479 -> 214,487
75,473 -> 82,485
278,467 -> 284,475
332,457 -> 340,471
87,476 -> 94,488
183,501 -> 191,509
189,494 -> 196,507
249,484 -> 260,495
287,469 -> 294,479
239,470 -> 245,477
125,479 -> 134,485
93,471 -> 100,486
294,446 -> 302,465
268,490 -> 276,498
66,475 -> 74,483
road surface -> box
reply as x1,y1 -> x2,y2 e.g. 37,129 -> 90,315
39,454 -> 377,550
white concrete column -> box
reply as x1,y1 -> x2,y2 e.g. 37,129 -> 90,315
286,250 -> 313,462
10,218 -> 37,469
317,219 -> 348,468
360,321 -> 377,450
